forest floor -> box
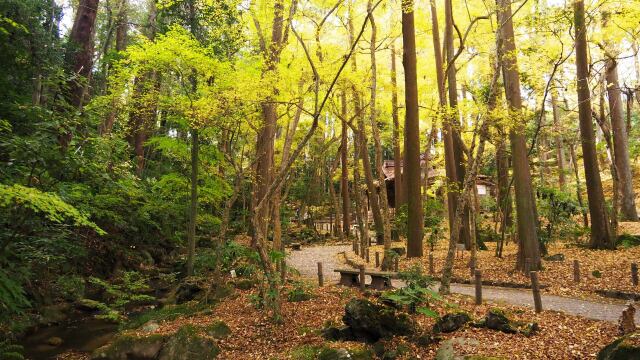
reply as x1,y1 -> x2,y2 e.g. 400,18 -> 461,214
288,244 -> 640,322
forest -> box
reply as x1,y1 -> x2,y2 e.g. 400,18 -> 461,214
1,0 -> 640,358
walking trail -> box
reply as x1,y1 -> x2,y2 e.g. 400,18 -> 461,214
287,244 -> 639,323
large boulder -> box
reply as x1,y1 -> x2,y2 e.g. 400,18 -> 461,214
342,299 -> 415,343
598,332 -> 640,360
158,325 -> 219,360
433,313 -> 471,333
92,325 -> 220,360
174,282 -> 203,304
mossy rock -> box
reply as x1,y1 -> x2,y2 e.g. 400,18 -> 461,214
92,333 -> 167,359
233,278 -> 256,290
204,320 -> 231,339
158,325 -> 220,360
472,309 -> 538,337
598,332 -> 640,360
433,312 -> 471,333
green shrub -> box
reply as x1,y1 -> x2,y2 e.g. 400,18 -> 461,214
382,264 -> 441,317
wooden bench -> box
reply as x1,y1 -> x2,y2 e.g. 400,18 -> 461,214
334,268 -> 399,290
291,243 -> 302,250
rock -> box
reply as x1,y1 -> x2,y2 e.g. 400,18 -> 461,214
46,336 -> 63,347
412,332 -> 440,346
93,325 -> 220,360
175,282 -> 203,304
433,312 -> 471,333
233,279 -> 255,290
92,334 -> 166,359
141,321 -> 160,333
342,298 -> 414,343
158,325 -> 220,360
317,348 -> 351,360
473,309 -> 538,337
322,326 -> 354,341
619,303 -> 637,336
435,337 -> 479,360
598,332 -> 640,360
39,303 -> 71,325
390,247 -> 406,256
204,320 -> 231,339
544,253 -> 565,261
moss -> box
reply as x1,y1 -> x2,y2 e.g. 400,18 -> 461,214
122,302 -> 208,330
204,320 -> 231,339
234,279 -> 256,290
289,345 -> 317,360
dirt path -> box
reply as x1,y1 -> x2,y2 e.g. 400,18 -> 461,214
287,244 -> 639,323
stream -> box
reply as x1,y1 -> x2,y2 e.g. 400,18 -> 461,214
19,315 -> 118,360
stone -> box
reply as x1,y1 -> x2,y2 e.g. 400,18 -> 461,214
233,279 -> 255,290
205,320 -> 231,339
433,312 -> 471,333
413,332 -> 440,346
141,321 -> 160,333
46,336 -> 63,347
544,253 -> 565,261
92,334 -> 166,360
322,326 -> 354,341
175,282 -> 203,304
598,332 -> 640,360
473,309 -> 538,337
317,348 -> 350,360
619,303 -> 636,336
342,299 -> 415,343
39,303 -> 71,325
158,325 -> 220,360
435,337 -> 479,360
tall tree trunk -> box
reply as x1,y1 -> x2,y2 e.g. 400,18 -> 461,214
186,129 -> 199,276
401,0 -> 424,258
340,92 -> 351,237
115,0 -> 128,51
60,0 -> 100,148
551,87 -> 566,189
368,1 -> 392,262
570,143 -> 589,227
391,44 -> 404,209
353,125 -> 368,250
605,58 -> 638,221
443,0 -> 471,249
574,0 -> 613,248
328,154 -> 343,241
497,0 -> 541,271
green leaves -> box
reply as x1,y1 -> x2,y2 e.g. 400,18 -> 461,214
0,184 -> 104,235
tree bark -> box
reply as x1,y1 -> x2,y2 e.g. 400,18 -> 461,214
401,0 -> 424,258
443,0 -> 471,249
551,87 -> 566,189
605,58 -> 638,221
60,0 -> 100,148
391,44 -> 404,209
497,0 -> 541,271
340,92 -> 351,237
186,129 -> 199,276
570,142 -> 589,227
574,0 -> 613,248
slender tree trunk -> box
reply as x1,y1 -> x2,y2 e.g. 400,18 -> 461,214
551,88 -> 566,189
60,0 -> 100,148
402,0 -> 423,258
340,92 -> 351,237
443,0 -> 471,249
574,0 -> 612,248
328,154 -> 343,241
115,0 -> 128,52
497,0 -> 541,271
391,44 -> 404,209
353,126 -> 368,250
368,1 -> 392,263
186,129 -> 199,276
605,58 -> 638,221
570,143 -> 589,227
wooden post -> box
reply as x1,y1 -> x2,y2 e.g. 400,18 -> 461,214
394,257 -> 399,272
375,252 -> 380,268
573,260 -> 580,283
632,263 -> 638,286
530,271 -> 543,313
474,269 -> 482,305
469,258 -> 476,277
355,242 -> 359,256
359,264 -> 366,291
366,248 -> 370,263
317,262 -> 324,287
429,253 -> 434,274
524,258 -> 531,273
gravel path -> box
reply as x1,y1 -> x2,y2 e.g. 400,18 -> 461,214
287,244 -> 639,323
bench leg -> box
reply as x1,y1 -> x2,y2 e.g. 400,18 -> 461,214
370,276 -> 393,290
339,273 -> 358,287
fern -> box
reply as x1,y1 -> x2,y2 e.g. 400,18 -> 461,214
0,339 -> 24,360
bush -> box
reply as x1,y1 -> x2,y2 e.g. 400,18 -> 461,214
382,265 -> 441,317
